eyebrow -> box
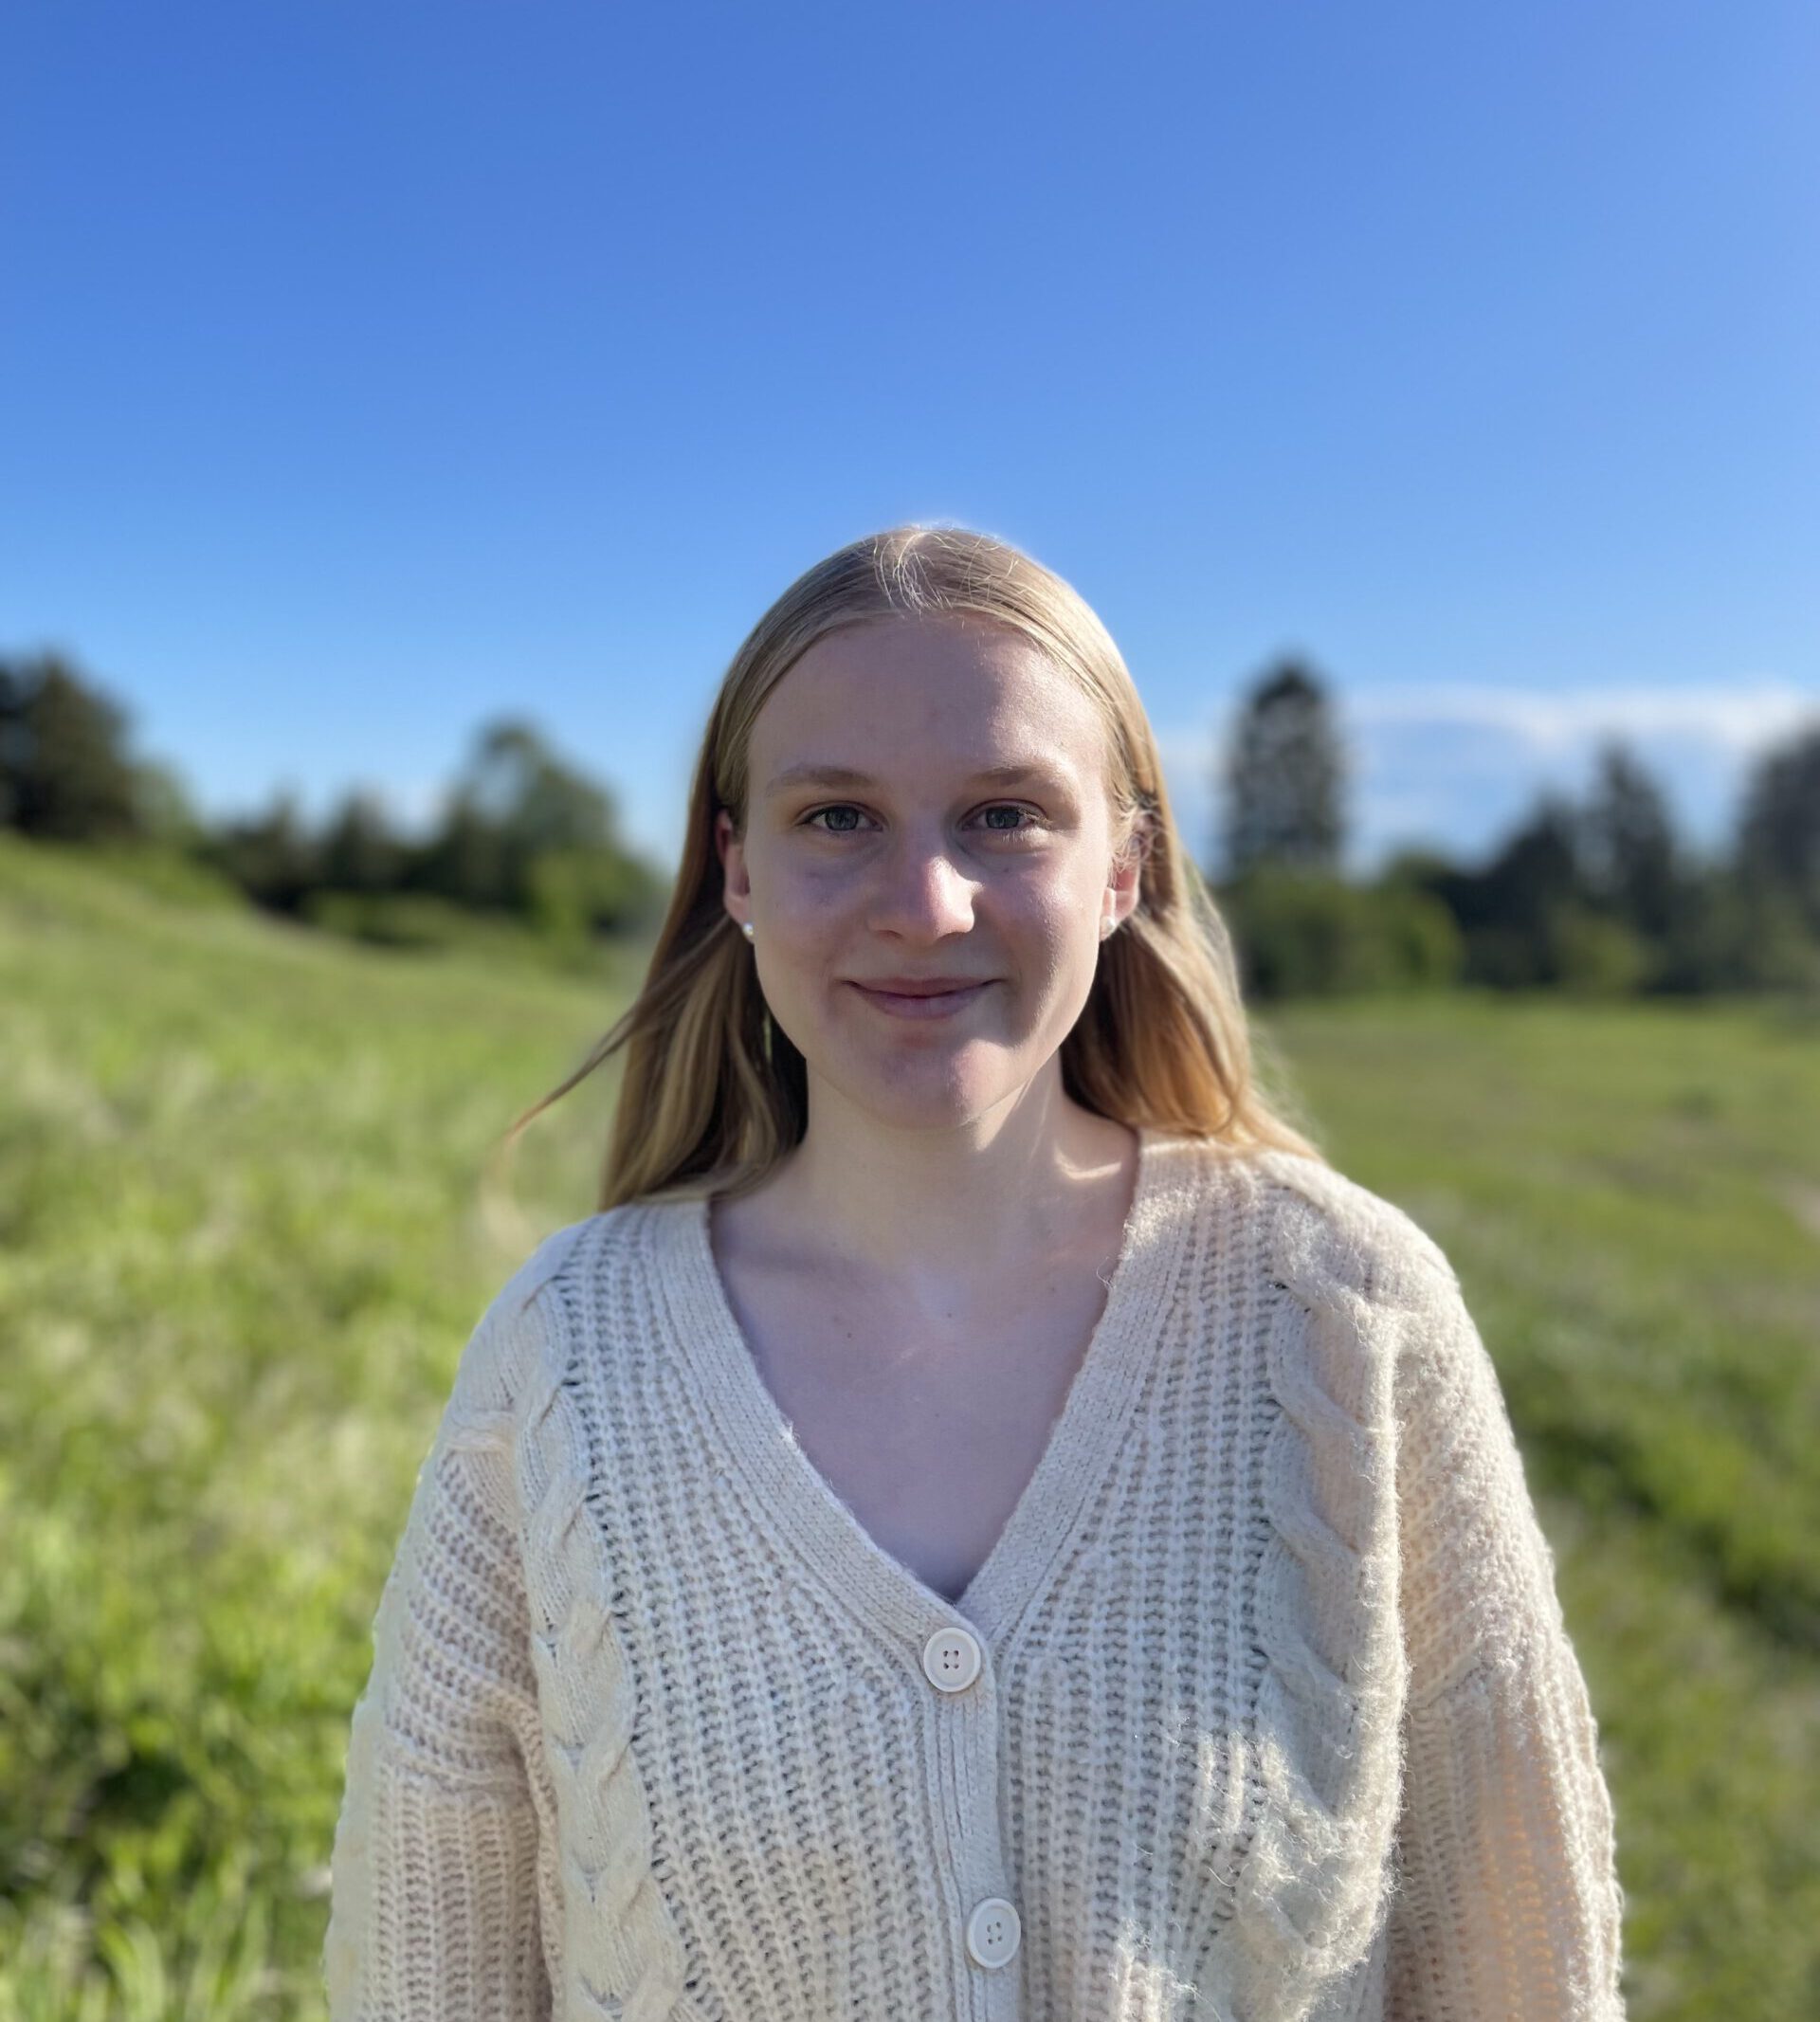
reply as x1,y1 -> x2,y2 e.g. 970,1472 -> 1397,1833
763,761 -> 1075,799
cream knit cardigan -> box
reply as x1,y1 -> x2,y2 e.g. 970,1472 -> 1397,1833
323,1130 -> 1628,2020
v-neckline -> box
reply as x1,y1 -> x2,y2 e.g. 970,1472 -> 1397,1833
654,1124 -> 1201,1648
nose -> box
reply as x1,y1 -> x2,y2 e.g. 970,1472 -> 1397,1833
866,830 -> 979,939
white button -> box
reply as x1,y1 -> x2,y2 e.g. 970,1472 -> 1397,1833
921,1625 -> 982,1692
966,1896 -> 1021,1968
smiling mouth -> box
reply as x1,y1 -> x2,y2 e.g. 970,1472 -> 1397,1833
846,980 -> 994,1018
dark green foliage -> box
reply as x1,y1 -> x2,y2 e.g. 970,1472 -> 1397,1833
1217,865 -> 1463,997
1653,865 -> 1820,995
199,790 -> 323,915
407,717 -> 630,917
316,791 -> 406,897
1737,724 -> 1820,940
1450,792 -> 1590,986
0,653 -> 146,842
1580,740 -> 1684,945
1218,657 -> 1347,880
1224,716 -> 1820,1004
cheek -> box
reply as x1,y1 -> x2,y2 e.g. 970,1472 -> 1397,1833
762,858 -> 842,926
997,885 -> 1102,997
776,856 -> 861,921
1014,877 -> 1083,954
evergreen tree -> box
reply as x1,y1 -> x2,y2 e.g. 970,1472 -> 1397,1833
202,788 -> 320,913
1578,738 -> 1683,941
0,651 -> 142,840
1736,722 -> 1820,939
1219,657 -> 1346,880
411,717 -> 626,913
319,787 -> 406,893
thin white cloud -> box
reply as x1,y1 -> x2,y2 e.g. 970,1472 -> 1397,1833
1344,681 -> 1819,756
1156,680 -> 1818,772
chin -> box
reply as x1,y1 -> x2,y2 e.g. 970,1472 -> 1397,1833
816,1054 -> 1021,1130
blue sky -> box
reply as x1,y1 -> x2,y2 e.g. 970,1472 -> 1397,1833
5,1 -> 1816,880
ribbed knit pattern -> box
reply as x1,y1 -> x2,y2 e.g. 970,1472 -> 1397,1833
324,1130 -> 1627,2020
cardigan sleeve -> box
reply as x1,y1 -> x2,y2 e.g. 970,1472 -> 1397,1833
322,1289 -> 554,2020
1385,1252 -> 1628,2021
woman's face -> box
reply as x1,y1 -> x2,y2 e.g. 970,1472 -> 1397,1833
715,611 -> 1140,1132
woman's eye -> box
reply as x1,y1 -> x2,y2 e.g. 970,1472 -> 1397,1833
803,805 -> 867,834
801,803 -> 1041,838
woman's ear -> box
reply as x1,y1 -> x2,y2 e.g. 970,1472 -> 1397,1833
1106,816 -> 1148,930
715,810 -> 752,924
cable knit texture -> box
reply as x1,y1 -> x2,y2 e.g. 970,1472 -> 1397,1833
324,1129 -> 1628,2019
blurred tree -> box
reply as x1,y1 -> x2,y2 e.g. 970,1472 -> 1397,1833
1219,864 -> 1463,998
319,787 -> 406,894
526,846 -> 664,956
412,717 -> 624,913
410,793 -> 513,910
1735,722 -> 1820,939
462,718 -> 618,854
0,652 -> 143,840
1219,658 -> 1346,880
1376,844 -> 1457,890
1654,861 -> 1820,994
1548,904 -> 1653,997
1577,738 -> 1684,944
1432,791 -> 1592,988
199,788 -> 321,914
1483,792 -> 1583,927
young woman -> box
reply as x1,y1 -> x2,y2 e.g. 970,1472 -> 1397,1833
324,525 -> 1627,2019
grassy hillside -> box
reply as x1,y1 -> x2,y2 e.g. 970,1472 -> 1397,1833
2,834 -> 1815,2018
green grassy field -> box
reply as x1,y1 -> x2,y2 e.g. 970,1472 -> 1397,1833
3,833 -> 1816,2019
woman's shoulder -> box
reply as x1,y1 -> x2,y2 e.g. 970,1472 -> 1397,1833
1233,1143 -> 1461,1308
445,1202 -> 651,1422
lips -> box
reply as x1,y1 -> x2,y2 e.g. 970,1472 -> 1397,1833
851,979 -> 992,995
847,979 -> 994,1019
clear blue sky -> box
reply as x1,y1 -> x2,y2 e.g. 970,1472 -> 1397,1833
5,0 -> 1816,879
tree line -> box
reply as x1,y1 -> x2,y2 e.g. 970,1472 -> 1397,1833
0,651 -> 669,961
1216,661 -> 1820,997
4,646 -> 1817,998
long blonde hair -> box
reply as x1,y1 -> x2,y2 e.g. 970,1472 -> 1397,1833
497,523 -> 1326,1212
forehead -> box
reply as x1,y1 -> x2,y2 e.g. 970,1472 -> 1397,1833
753,614 -> 1103,779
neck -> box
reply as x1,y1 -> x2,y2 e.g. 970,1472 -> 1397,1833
751,1087 -> 1141,1300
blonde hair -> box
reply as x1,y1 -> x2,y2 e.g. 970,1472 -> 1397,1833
497,523 -> 1326,1212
